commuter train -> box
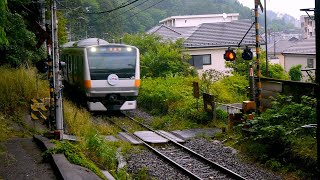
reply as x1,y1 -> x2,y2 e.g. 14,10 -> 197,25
60,38 -> 140,111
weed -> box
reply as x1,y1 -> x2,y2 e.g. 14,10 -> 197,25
265,159 -> 282,171
114,166 -> 130,180
132,167 -> 149,180
44,140 -> 106,180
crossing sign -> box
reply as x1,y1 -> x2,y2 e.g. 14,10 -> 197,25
30,98 -> 50,121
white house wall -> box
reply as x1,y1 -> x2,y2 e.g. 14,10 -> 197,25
284,54 -> 316,81
184,48 -> 231,73
174,16 -> 236,27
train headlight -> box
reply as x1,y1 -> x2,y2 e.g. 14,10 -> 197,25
90,47 -> 97,52
126,47 -> 132,52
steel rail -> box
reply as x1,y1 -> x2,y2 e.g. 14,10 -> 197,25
105,116 -> 201,180
124,113 -> 246,180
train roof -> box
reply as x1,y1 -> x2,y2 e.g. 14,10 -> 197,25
62,38 -> 109,48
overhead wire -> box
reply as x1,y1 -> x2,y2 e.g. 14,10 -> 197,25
101,0 -> 151,24
115,0 -> 151,17
120,0 -> 166,23
54,0 -> 83,12
85,0 -> 140,14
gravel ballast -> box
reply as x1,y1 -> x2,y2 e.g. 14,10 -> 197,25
125,109 -> 282,179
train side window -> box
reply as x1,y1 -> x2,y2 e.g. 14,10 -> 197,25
75,56 -> 79,74
69,55 -> 72,82
66,55 -> 69,81
78,56 -> 83,74
72,56 -> 75,82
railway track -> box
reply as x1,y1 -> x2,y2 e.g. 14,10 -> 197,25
106,112 -> 246,180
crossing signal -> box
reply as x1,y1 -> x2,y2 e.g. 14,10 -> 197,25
36,59 -> 48,73
224,48 -> 236,61
242,46 -> 253,60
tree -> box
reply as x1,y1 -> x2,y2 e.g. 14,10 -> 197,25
123,33 -> 195,77
0,0 -> 45,67
201,69 -> 224,93
0,0 -> 8,46
289,64 -> 302,81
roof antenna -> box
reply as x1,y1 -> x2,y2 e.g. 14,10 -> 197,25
300,8 -> 315,20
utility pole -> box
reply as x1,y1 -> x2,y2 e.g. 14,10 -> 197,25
254,0 -> 263,114
315,0 -> 320,176
51,0 -> 64,140
264,0 -> 268,76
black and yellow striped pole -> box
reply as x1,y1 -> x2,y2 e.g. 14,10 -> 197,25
254,0 -> 263,114
45,22 -> 55,129
48,53 -> 55,129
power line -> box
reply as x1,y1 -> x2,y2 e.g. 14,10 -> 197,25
120,0 -> 166,22
55,0 -> 81,11
102,0 -> 151,22
81,0 -> 150,25
116,0 -> 151,17
86,0 -> 140,14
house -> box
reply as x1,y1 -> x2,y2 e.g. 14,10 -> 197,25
147,14 -> 257,73
266,36 -> 300,67
282,37 -> 315,81
300,15 -> 315,39
159,13 -> 239,27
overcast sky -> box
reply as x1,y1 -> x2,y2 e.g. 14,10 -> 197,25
237,0 -> 315,19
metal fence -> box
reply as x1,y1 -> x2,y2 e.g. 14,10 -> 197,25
215,102 -> 242,114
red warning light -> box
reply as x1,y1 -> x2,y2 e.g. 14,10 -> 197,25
224,49 -> 236,61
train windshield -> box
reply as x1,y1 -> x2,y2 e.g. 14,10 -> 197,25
87,46 -> 137,80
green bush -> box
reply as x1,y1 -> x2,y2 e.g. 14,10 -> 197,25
138,76 -> 197,115
138,74 -> 249,129
123,33 -> 196,77
138,76 -> 211,129
289,64 -> 302,81
239,95 -> 317,176
85,133 -> 118,170
210,74 -> 248,103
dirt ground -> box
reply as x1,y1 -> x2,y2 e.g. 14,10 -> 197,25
0,137 -> 56,180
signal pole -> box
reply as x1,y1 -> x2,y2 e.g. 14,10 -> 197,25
254,0 -> 263,114
51,0 -> 64,140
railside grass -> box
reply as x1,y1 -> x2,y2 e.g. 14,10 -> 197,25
63,100 -> 133,179
0,66 -> 131,179
0,67 -> 49,141
0,66 -> 49,113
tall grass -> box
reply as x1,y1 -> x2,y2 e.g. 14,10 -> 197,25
0,66 -> 131,178
63,100 -> 132,178
0,67 -> 49,141
0,66 -> 49,113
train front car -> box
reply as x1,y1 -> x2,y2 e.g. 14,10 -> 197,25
84,44 -> 140,111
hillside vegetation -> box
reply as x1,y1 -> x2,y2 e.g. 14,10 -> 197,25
0,0 -> 298,68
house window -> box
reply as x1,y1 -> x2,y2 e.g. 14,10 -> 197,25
307,59 -> 314,68
189,54 -> 211,69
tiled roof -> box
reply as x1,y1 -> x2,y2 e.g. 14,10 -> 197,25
184,19 -> 256,48
147,19 -> 263,48
267,38 -> 299,54
147,25 -> 197,41
282,38 -> 315,55
263,37 -> 301,55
